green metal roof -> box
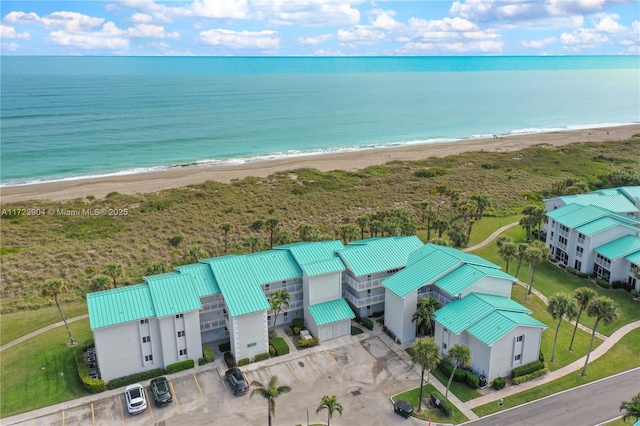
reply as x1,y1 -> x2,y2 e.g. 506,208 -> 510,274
467,310 -> 546,345
206,256 -> 270,317
473,292 -> 533,311
308,298 -> 355,326
383,250 -> 460,298
434,264 -> 515,297
144,273 -> 203,318
594,234 -> 640,260
275,240 -> 344,264
619,186 -> 640,201
245,250 -> 303,284
301,257 -> 346,277
337,236 -> 423,276
626,250 -> 640,265
560,192 -> 639,213
406,244 -> 439,266
549,205 -> 610,229
546,203 -> 583,221
87,284 -> 156,330
575,217 -> 629,236
175,263 -> 221,296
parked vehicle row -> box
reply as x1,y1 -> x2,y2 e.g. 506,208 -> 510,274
124,376 -> 174,415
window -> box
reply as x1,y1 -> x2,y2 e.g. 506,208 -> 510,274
282,280 -> 286,284
443,343 -> 447,349
140,319 -> 148,324
175,314 -> 184,319
142,336 -> 151,343
177,330 -> 185,338
283,312 -> 288,319
179,349 -> 187,356
367,289 -> 371,295
145,355 -> 153,362
514,354 -> 521,361
516,335 -> 523,342
265,284 -> 270,290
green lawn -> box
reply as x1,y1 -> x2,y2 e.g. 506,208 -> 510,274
393,384 -> 468,424
472,328 -> 640,417
430,368 -> 482,402
0,318 -> 92,418
467,215 -> 521,248
0,302 -> 88,346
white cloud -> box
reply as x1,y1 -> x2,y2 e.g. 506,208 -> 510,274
449,0 -> 609,23
520,36 -> 556,49
593,14 -> 625,33
199,28 -> 280,50
4,11 -> 104,31
560,28 -> 609,50
130,13 -> 152,24
48,30 -> 129,50
337,25 -> 384,47
369,9 -> 403,31
126,24 -> 180,39
0,25 -> 30,39
297,33 -> 333,45
113,0 -> 249,23
1,41 -> 21,51
313,48 -> 345,56
256,0 -> 361,27
190,0 -> 249,19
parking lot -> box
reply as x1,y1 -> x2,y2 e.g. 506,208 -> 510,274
9,335 -> 423,426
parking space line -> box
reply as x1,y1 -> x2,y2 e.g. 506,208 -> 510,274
306,355 -> 323,378
91,403 -> 95,426
286,362 -> 302,385
265,367 -> 272,378
145,388 -> 153,418
169,381 -> 180,408
117,395 -> 125,425
61,410 -> 65,426
324,350 -> 345,372
194,375 -> 204,398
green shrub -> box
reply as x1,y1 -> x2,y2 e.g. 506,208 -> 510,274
454,368 -> 466,382
611,280 -> 625,289
351,326 -> 364,335
166,359 -> 195,374
577,272 -> 591,278
361,318 -> 374,330
108,368 -> 165,390
169,235 -> 184,247
81,339 -> 95,351
238,358 -> 250,366
291,318 -> 304,329
511,360 -> 544,378
414,167 -> 449,178
203,345 -> 215,363
371,311 -> 384,318
430,393 -> 453,417
492,377 -> 506,390
218,342 -> 231,352
439,360 -> 454,377
198,357 -> 206,366
255,352 -> 270,362
512,365 -> 549,385
539,350 -> 545,363
269,345 -> 277,356
298,337 -> 320,348
631,289 -> 639,297
566,267 -> 577,275
284,326 -> 294,336
293,327 -> 301,335
465,371 -> 480,389
269,337 -> 290,356
596,278 -> 610,289
75,347 -> 106,393
224,352 -> 236,368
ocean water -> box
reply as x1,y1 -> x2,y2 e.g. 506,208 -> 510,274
1,56 -> 639,187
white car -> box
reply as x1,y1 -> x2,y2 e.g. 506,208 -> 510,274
124,383 -> 147,415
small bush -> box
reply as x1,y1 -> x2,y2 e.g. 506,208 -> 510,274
81,339 -> 95,351
371,311 -> 384,318
596,278 -> 610,289
351,326 -> 364,335
298,337 -> 320,348
631,289 -> 639,297
108,368 -> 165,390
414,167 -> 449,178
511,360 -> 544,378
202,345 -> 215,363
269,337 -> 290,356
269,345 -> 277,356
566,267 -> 577,275
198,358 -> 206,366
224,352 -> 236,368
361,318 -> 374,330
219,342 -> 231,352
454,368 -> 467,382
293,327 -> 301,335
430,393 -> 452,417
166,359 -> 195,374
255,352 -> 270,362
465,371 -> 480,389
512,365 -> 548,384
539,350 -> 545,363
492,377 -> 506,390
291,318 -> 304,329
75,347 -> 106,393
611,280 -> 625,289
284,326 -> 294,336
169,235 -> 184,247
577,272 -> 591,278
438,360 -> 453,377
238,358 -> 250,366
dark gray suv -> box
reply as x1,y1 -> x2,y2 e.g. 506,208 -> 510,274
225,367 -> 250,395
150,377 -> 173,406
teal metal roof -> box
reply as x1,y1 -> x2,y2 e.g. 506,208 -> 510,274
594,234 -> 640,260
406,244 -> 439,266
245,250 -> 303,284
87,284 -> 155,329
144,273 -> 203,318
275,240 -> 344,264
308,298 -> 355,326
467,310 -> 546,345
383,250 -> 460,298
473,292 -> 533,311
301,257 -> 345,277
549,205 -> 610,229
206,256 -> 270,317
434,264 -> 515,297
560,192 -> 639,213
619,186 -> 640,201
435,245 -> 497,267
337,236 -> 423,276
626,251 -> 640,265
575,217 -> 628,236
546,203 -> 583,220
434,294 -> 496,334
175,263 -> 221,296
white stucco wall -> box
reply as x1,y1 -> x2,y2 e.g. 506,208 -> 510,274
466,334 -> 491,378
383,289 -> 418,344
230,310 -> 269,362
488,326 -> 543,380
308,272 -> 342,305
460,276 -> 513,299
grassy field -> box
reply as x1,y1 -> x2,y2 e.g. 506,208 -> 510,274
2,137 -> 639,314
472,328 -> 640,417
429,368 -> 482,402
393,384 -> 469,424
0,318 -> 93,418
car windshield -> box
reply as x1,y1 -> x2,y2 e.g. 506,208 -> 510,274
156,381 -> 169,393
129,389 -> 142,399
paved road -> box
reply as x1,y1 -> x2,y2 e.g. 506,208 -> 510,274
466,368 -> 640,426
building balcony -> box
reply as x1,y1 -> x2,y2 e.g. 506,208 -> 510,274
264,283 -> 303,297
200,317 -> 225,331
595,258 -> 611,269
557,242 -> 567,251
200,299 -> 225,313
576,251 -> 583,259
417,290 -> 451,306
577,236 -> 585,245
342,290 -> 385,308
559,229 -> 569,238
343,275 -> 383,292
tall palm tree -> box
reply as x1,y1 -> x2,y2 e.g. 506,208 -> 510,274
103,263 -> 123,288
369,220 -> 382,237
620,392 -> 640,422
355,216 -> 370,240
447,189 -> 459,221
336,224 -> 359,244
434,218 -> 450,238
514,243 -> 528,279
581,296 -> 618,376
470,195 -> 490,220
412,297 -> 442,337
245,236 -> 261,253
524,241 -> 550,300
41,279 -> 75,345
498,241 -> 517,274
265,218 -> 279,248
568,287 -> 598,351
221,222 -> 233,253
183,245 -> 207,264
316,395 -> 343,426
90,275 -> 111,293
410,337 -> 442,412
445,343 -> 471,399
519,214 -> 537,241
269,289 -> 291,338
432,185 -> 448,217
547,293 -> 577,362
250,375 -> 292,426
298,224 -> 313,242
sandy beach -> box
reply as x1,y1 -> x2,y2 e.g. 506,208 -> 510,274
2,124 -> 638,204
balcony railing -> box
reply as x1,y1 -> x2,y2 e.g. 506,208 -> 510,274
595,257 -> 611,269
343,275 -> 383,292
200,299 -> 225,312
264,283 -> 303,297
557,242 -> 567,251
342,290 -> 385,308
576,251 -> 583,259
200,318 -> 225,331
417,290 -> 451,306
577,236 -> 585,245
559,229 -> 569,238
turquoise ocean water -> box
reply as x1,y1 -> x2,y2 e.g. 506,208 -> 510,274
1,56 -> 638,186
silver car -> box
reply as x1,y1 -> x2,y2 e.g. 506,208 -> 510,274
124,383 -> 147,415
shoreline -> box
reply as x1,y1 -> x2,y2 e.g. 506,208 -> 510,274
2,124 -> 638,203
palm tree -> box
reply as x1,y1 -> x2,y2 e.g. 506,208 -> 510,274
183,245 -> 207,264
103,263 -> 123,288
355,216 -> 370,240
250,375 -> 292,426
90,275 -> 111,292
269,289 -> 291,338
547,293 -> 577,362
448,221 -> 469,247
447,189 -> 459,221
369,220 -> 382,237
568,287 -> 598,351
410,337 -> 442,412
412,297 -> 442,337
519,214 -> 537,241
298,224 -> 313,242
41,279 -> 75,345
434,218 -> 450,238
245,236 -> 261,253
432,185 -> 448,217
498,241 -> 517,274
265,218 -> 279,248
620,392 -> 640,422
221,223 -> 233,253
514,243 -> 528,279
145,261 -> 168,276
316,395 -> 344,426
470,195 -> 490,220
425,207 -> 436,240
336,224 -> 359,244
581,296 -> 618,376
524,241 -> 550,300
445,343 -> 471,399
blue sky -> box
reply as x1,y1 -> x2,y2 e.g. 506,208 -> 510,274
2,1 -> 638,56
